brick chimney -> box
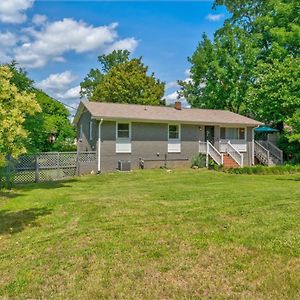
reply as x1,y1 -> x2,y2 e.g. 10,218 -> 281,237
175,101 -> 182,110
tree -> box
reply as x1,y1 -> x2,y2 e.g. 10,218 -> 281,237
180,0 -> 300,162
179,25 -> 258,113
91,58 -> 165,105
7,60 -> 34,92
0,66 -> 40,165
80,50 -> 165,105
246,56 -> 300,129
7,63 -> 76,153
80,50 -> 130,99
24,90 -> 76,153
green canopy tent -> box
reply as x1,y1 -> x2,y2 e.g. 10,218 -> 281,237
255,126 -> 279,133
255,126 -> 279,141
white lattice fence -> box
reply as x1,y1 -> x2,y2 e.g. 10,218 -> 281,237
6,151 -> 96,184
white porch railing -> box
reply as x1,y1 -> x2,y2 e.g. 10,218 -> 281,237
207,141 -> 223,166
254,141 -> 270,166
226,141 -> 243,167
258,140 -> 283,164
220,141 -> 243,166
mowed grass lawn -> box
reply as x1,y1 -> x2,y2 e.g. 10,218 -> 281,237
1,169 -> 300,299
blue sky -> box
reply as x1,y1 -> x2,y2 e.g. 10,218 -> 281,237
0,0 -> 227,111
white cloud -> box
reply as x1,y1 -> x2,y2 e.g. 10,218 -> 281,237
165,81 -> 179,90
0,0 -> 34,24
165,91 -> 180,103
164,91 -> 189,107
13,18 -> 138,68
0,31 -> 19,63
105,37 -> 138,54
206,13 -> 224,22
52,56 -> 66,63
0,50 -> 11,63
56,85 -> 81,100
32,14 -> 47,26
184,68 -> 191,77
0,32 -> 18,47
36,71 -> 76,92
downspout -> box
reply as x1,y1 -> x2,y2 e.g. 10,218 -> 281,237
252,125 -> 260,165
97,118 -> 104,173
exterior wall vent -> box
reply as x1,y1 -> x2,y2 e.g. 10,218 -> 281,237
118,160 -> 131,171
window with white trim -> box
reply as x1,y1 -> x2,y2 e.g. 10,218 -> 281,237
168,124 -> 181,153
116,122 -> 131,153
168,125 -> 180,140
220,127 -> 245,140
117,123 -> 130,139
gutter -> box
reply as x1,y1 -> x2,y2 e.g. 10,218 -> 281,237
97,118 -> 104,173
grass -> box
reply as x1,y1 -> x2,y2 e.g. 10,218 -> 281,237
1,169 -> 300,299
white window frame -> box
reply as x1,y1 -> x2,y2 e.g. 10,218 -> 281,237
89,121 -> 93,141
220,126 -> 247,152
220,127 -> 247,141
116,122 -> 132,153
168,124 -> 181,153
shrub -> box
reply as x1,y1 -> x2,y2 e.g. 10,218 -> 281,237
226,165 -> 300,175
191,154 -> 206,168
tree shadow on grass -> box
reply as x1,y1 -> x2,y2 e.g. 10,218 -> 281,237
0,191 -> 22,199
0,207 -> 52,235
276,177 -> 300,182
0,178 -> 80,201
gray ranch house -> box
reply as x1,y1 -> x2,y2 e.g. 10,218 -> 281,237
74,101 -> 265,172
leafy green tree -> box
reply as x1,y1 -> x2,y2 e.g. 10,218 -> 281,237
81,50 -> 165,104
24,90 -> 76,153
91,58 -> 165,105
0,66 -> 40,165
179,25 -> 258,113
246,56 -> 300,129
80,50 -> 130,99
180,0 -> 300,161
7,63 -> 76,153
7,60 -> 34,92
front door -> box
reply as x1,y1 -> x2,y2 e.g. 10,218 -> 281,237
205,126 -> 214,144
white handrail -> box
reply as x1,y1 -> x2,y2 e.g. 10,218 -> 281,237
227,141 -> 243,166
207,141 -> 223,165
254,141 -> 270,166
266,141 -> 283,163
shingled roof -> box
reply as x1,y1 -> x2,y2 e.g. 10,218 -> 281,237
74,101 -> 262,126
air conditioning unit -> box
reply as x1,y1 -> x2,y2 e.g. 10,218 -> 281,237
118,160 -> 131,171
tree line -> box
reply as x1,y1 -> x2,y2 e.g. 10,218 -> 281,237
0,0 -> 299,168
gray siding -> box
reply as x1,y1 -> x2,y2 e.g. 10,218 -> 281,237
77,115 -> 256,171
99,122 -> 202,171
77,109 -> 97,152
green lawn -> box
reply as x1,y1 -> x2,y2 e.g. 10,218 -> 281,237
1,169 -> 300,299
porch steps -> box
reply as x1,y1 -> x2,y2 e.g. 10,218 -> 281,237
223,154 -> 239,168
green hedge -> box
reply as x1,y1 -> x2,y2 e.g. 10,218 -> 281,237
226,165 -> 300,175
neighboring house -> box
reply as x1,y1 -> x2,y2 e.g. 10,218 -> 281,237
73,101 -> 264,172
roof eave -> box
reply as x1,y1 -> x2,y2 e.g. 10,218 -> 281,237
91,116 -> 262,127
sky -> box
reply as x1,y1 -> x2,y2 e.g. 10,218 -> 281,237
0,0 -> 227,114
